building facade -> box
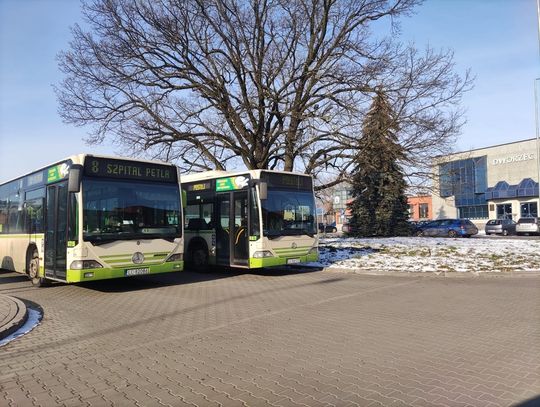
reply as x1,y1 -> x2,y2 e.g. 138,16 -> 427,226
408,196 -> 433,221
332,187 -> 353,226
433,138 -> 539,225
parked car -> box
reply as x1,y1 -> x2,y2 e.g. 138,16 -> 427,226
485,219 -> 517,236
408,220 -> 431,235
515,217 -> 540,235
415,219 -> 478,238
318,223 -> 338,233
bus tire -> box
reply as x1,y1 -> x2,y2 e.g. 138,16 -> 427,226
27,247 -> 50,287
190,248 -> 209,272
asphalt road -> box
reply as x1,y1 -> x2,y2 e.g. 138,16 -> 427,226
1,268 -> 539,406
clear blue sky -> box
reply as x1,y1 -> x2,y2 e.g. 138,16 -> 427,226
1,0 -> 539,183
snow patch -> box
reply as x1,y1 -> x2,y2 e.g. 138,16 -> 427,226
307,236 -> 540,274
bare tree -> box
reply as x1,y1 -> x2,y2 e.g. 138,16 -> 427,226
56,0 -> 472,189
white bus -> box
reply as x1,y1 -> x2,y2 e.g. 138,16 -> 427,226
0,155 -> 184,286
182,170 -> 318,269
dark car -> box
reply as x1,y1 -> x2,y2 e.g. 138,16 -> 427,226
416,219 -> 478,238
318,223 -> 338,233
485,219 -> 517,236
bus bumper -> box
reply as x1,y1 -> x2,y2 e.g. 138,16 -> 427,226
249,253 -> 318,268
65,261 -> 184,283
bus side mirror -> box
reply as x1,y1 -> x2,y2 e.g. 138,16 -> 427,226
68,164 -> 83,193
259,181 -> 267,200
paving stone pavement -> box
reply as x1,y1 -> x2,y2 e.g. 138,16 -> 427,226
0,294 -> 27,340
0,269 -> 539,407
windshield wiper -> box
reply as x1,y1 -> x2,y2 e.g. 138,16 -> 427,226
85,236 -> 119,246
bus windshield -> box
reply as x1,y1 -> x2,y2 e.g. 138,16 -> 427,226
83,178 -> 181,243
261,188 -> 316,238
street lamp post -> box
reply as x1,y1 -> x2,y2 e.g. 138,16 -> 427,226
536,0 -> 540,215
534,78 -> 540,216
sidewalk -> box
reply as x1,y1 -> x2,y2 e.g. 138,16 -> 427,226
0,294 -> 27,340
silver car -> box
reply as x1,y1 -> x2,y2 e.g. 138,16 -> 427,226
515,217 -> 540,235
485,219 -> 517,236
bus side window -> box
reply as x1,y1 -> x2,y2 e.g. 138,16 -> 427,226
25,188 -> 46,234
0,196 -> 7,234
8,194 -> 24,233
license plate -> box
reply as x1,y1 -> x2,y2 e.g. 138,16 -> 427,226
125,268 -> 150,276
287,258 -> 300,264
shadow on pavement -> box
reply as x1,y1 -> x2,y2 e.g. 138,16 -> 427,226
77,268 -> 242,293
0,270 -> 31,285
515,395 -> 540,407
78,265 -> 325,293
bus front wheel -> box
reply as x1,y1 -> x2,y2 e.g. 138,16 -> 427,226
27,248 -> 49,287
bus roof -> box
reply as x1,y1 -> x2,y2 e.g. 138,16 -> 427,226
181,169 -> 312,184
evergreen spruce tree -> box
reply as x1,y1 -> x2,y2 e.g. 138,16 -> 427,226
347,90 -> 411,237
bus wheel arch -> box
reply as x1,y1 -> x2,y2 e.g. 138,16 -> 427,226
187,238 -> 209,271
26,245 -> 49,287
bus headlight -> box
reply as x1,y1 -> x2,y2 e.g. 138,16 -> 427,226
70,260 -> 103,270
308,247 -> 318,255
166,253 -> 183,262
253,251 -> 274,258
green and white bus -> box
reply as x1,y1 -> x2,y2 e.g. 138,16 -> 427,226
0,155 -> 184,286
182,170 -> 318,269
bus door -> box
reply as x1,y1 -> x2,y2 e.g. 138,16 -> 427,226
215,191 -> 249,267
44,182 -> 68,280
231,191 -> 249,266
215,194 -> 230,265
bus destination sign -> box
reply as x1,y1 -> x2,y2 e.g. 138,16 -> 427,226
84,157 -> 177,183
187,182 -> 212,192
263,172 -> 313,190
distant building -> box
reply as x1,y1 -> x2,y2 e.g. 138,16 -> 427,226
332,187 -> 353,226
433,138 -> 539,226
408,196 -> 432,221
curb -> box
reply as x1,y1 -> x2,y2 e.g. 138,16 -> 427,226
0,295 -> 28,340
322,267 -> 540,278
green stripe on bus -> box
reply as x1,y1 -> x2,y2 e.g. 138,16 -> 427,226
274,252 -> 309,257
99,251 -> 172,259
110,262 -> 164,268
105,258 -> 165,264
273,249 -> 311,254
274,247 -> 312,252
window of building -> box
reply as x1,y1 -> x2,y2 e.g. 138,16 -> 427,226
520,202 -> 538,218
439,157 -> 487,205
496,204 -> 512,220
419,203 -> 429,219
473,156 -> 487,193
458,205 -> 488,219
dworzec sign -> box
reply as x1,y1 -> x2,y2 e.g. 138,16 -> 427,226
492,153 -> 535,166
